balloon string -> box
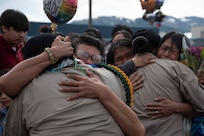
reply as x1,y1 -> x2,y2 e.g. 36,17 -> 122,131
50,23 -> 57,34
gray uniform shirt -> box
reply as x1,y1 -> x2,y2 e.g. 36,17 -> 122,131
4,64 -> 127,136
133,59 -> 204,136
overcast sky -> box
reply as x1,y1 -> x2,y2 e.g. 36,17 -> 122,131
1,0 -> 204,23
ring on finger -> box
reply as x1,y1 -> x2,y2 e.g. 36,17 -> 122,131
155,111 -> 159,114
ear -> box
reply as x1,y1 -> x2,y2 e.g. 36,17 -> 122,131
1,25 -> 8,33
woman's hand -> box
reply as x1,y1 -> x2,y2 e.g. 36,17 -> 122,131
129,71 -> 144,91
198,71 -> 204,85
59,70 -> 108,100
144,96 -> 176,119
132,53 -> 156,68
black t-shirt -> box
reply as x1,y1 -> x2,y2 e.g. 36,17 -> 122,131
118,60 -> 137,76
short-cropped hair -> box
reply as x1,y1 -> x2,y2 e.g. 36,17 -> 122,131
0,9 -> 29,32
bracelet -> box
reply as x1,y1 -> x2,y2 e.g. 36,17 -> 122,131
44,47 -> 56,65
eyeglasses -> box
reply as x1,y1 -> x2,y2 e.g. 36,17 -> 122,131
158,46 -> 179,55
75,50 -> 103,63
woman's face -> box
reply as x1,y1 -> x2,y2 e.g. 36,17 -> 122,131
113,46 -> 134,66
157,38 -> 180,60
112,34 -> 125,43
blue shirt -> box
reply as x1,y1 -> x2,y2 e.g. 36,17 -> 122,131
0,107 -> 7,136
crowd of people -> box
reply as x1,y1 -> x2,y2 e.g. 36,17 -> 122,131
0,8 -> 204,136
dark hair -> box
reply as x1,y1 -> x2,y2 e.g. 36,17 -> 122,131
76,34 -> 104,57
22,33 -> 57,59
106,39 -> 132,65
22,33 -> 69,73
65,32 -> 81,50
0,9 -> 29,32
111,24 -> 133,37
159,31 -> 190,54
132,29 -> 161,55
39,24 -> 50,33
83,28 -> 102,40
111,30 -> 132,42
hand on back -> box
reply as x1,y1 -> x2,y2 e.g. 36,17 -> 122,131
58,70 -> 109,100
129,71 -> 144,91
132,53 -> 156,68
145,96 -> 176,119
198,71 -> 204,85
